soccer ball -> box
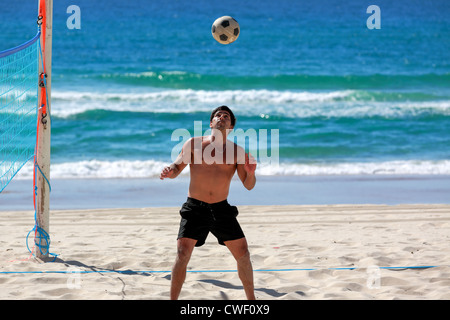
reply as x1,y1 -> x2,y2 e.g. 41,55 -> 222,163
211,16 -> 240,45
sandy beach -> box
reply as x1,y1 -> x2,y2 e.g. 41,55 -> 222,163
1,202 -> 449,300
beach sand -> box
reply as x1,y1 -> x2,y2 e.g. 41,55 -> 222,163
1,203 -> 449,300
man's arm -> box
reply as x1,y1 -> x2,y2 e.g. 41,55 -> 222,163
160,138 -> 192,180
237,152 -> 257,190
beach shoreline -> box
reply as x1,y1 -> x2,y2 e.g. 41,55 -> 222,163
2,173 -> 449,300
2,174 -> 450,210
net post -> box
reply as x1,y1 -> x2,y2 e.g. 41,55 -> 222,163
35,0 -> 52,260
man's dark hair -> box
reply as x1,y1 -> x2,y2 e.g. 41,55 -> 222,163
210,105 -> 236,126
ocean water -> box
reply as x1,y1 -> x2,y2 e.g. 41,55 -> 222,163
2,0 -> 449,179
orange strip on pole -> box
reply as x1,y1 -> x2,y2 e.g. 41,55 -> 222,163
39,0 -> 47,114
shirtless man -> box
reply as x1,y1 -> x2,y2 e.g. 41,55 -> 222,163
160,106 -> 257,300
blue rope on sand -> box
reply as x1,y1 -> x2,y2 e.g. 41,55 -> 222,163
0,265 -> 444,275
26,144 -> 57,261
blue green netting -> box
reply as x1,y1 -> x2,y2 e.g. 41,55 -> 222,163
0,33 -> 40,193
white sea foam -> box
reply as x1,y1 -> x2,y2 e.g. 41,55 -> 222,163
14,159 -> 450,179
15,159 -> 170,179
257,160 -> 450,176
50,89 -> 450,119
52,89 -> 353,105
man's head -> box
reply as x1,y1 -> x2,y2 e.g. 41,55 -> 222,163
210,105 -> 236,128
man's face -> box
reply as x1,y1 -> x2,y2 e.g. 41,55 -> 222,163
210,110 -> 233,130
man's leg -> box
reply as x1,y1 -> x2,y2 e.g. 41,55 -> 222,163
225,237 -> 256,300
170,237 -> 197,300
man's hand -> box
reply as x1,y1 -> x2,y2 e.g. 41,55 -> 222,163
244,153 -> 257,175
160,165 -> 175,180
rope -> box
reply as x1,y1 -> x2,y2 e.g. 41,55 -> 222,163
0,265 -> 445,275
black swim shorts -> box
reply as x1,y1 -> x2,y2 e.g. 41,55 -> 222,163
177,197 -> 245,247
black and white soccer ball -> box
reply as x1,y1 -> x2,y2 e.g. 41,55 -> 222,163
211,16 -> 240,45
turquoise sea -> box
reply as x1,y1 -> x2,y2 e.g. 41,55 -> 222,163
1,0 -> 449,181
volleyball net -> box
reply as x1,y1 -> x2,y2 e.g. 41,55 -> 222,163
0,32 -> 40,193
0,0 -> 53,259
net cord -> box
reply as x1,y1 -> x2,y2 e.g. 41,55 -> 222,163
0,32 -> 40,58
